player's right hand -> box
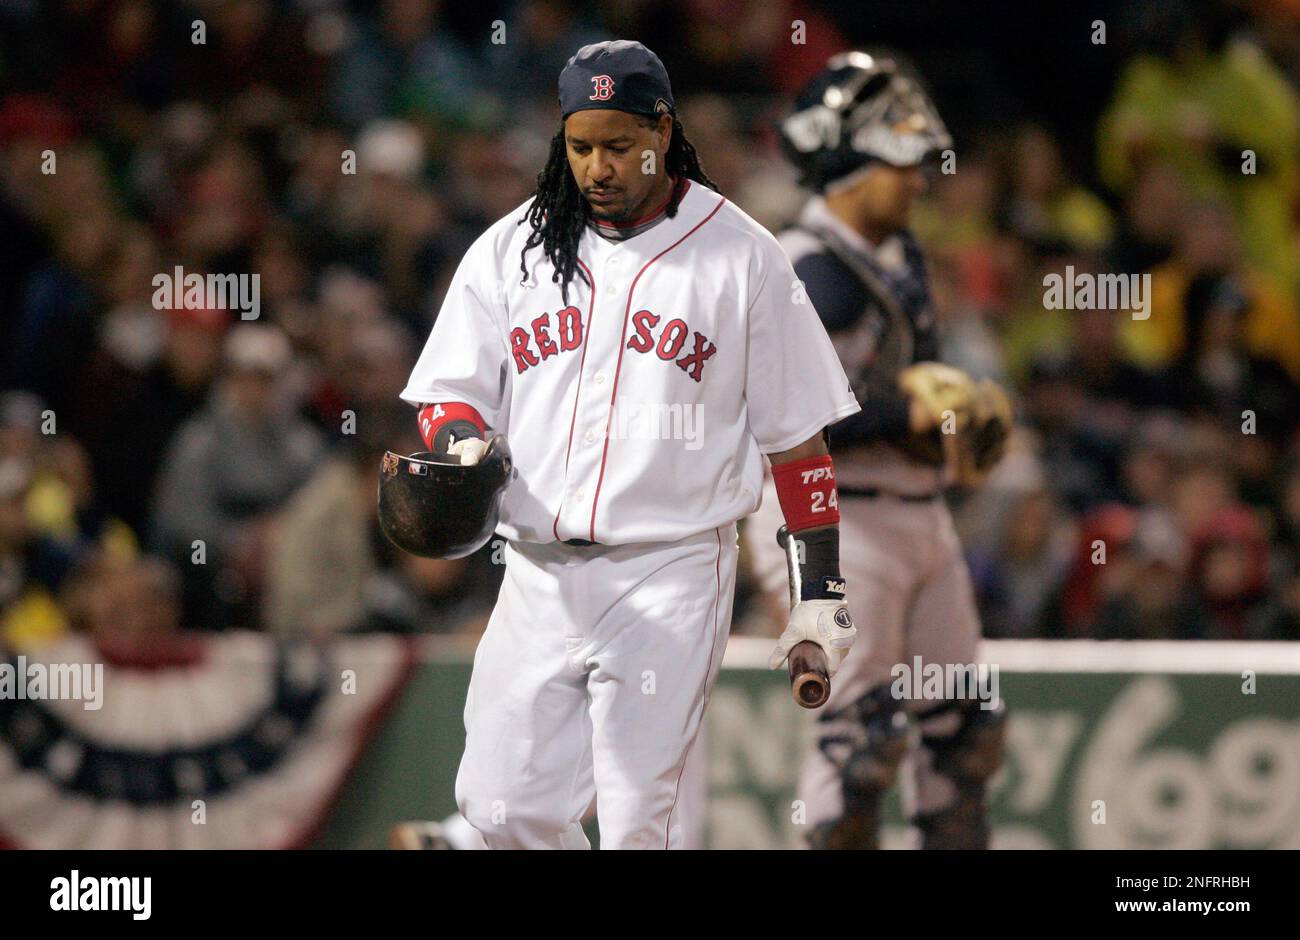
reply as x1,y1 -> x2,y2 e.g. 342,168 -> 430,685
447,437 -> 489,466
768,598 -> 856,677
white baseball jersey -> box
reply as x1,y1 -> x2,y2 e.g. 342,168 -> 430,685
401,180 -> 860,545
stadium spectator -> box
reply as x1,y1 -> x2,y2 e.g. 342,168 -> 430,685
1118,199 -> 1300,378
264,404 -> 413,637
328,0 -> 485,128
77,304 -> 229,535
1087,509 -> 1206,640
0,459 -> 75,651
1187,505 -> 1272,639
1097,0 -> 1299,294
968,487 -> 1073,638
1165,273 -> 1300,442
1003,124 -> 1115,255
150,324 -> 324,629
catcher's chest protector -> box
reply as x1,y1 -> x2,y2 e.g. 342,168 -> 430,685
792,224 -> 937,396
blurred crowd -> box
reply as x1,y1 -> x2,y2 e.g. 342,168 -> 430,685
0,0 -> 1296,653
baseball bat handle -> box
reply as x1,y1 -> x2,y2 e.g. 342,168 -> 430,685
788,640 -> 830,709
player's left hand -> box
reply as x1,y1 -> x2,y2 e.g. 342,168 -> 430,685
447,437 -> 489,466
768,598 -> 856,677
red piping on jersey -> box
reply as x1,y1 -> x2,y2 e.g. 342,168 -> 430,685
588,192 -> 727,542
552,257 -> 596,542
592,177 -> 690,230
664,525 -> 723,848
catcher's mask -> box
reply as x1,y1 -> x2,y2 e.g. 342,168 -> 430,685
377,436 -> 513,559
780,50 -> 951,190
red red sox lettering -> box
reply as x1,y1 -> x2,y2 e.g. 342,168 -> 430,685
510,306 -> 584,373
626,309 -> 716,381
511,307 -> 717,382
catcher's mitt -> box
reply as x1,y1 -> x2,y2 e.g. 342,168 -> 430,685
896,362 -> 1012,487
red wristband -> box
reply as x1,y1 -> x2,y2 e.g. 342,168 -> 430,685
417,402 -> 487,451
771,454 -> 840,532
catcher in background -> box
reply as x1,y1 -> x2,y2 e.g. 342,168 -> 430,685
744,51 -> 1012,849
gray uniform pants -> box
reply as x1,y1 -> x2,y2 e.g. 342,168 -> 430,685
746,479 -> 983,829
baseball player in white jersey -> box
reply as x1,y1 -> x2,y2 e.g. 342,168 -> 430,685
398,41 -> 860,849
745,52 -> 1013,849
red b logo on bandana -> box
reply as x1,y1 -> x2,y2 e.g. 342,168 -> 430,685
589,75 -> 615,100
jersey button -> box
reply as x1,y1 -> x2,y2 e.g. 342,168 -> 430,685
575,488 -> 586,502
593,372 -> 606,385
583,429 -> 595,444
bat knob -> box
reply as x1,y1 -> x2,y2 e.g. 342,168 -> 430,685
788,640 -> 830,709
792,671 -> 830,709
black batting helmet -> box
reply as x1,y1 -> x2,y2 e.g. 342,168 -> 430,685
377,436 -> 514,559
780,50 -> 951,191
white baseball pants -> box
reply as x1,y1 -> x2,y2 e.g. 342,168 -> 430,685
455,524 -> 737,849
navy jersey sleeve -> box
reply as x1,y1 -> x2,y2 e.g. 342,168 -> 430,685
831,390 -> 910,445
792,252 -> 867,333
792,250 -> 911,446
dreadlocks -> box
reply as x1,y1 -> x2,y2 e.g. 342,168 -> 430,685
518,115 -> 720,304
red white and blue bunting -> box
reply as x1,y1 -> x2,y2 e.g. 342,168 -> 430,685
0,632 -> 413,848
